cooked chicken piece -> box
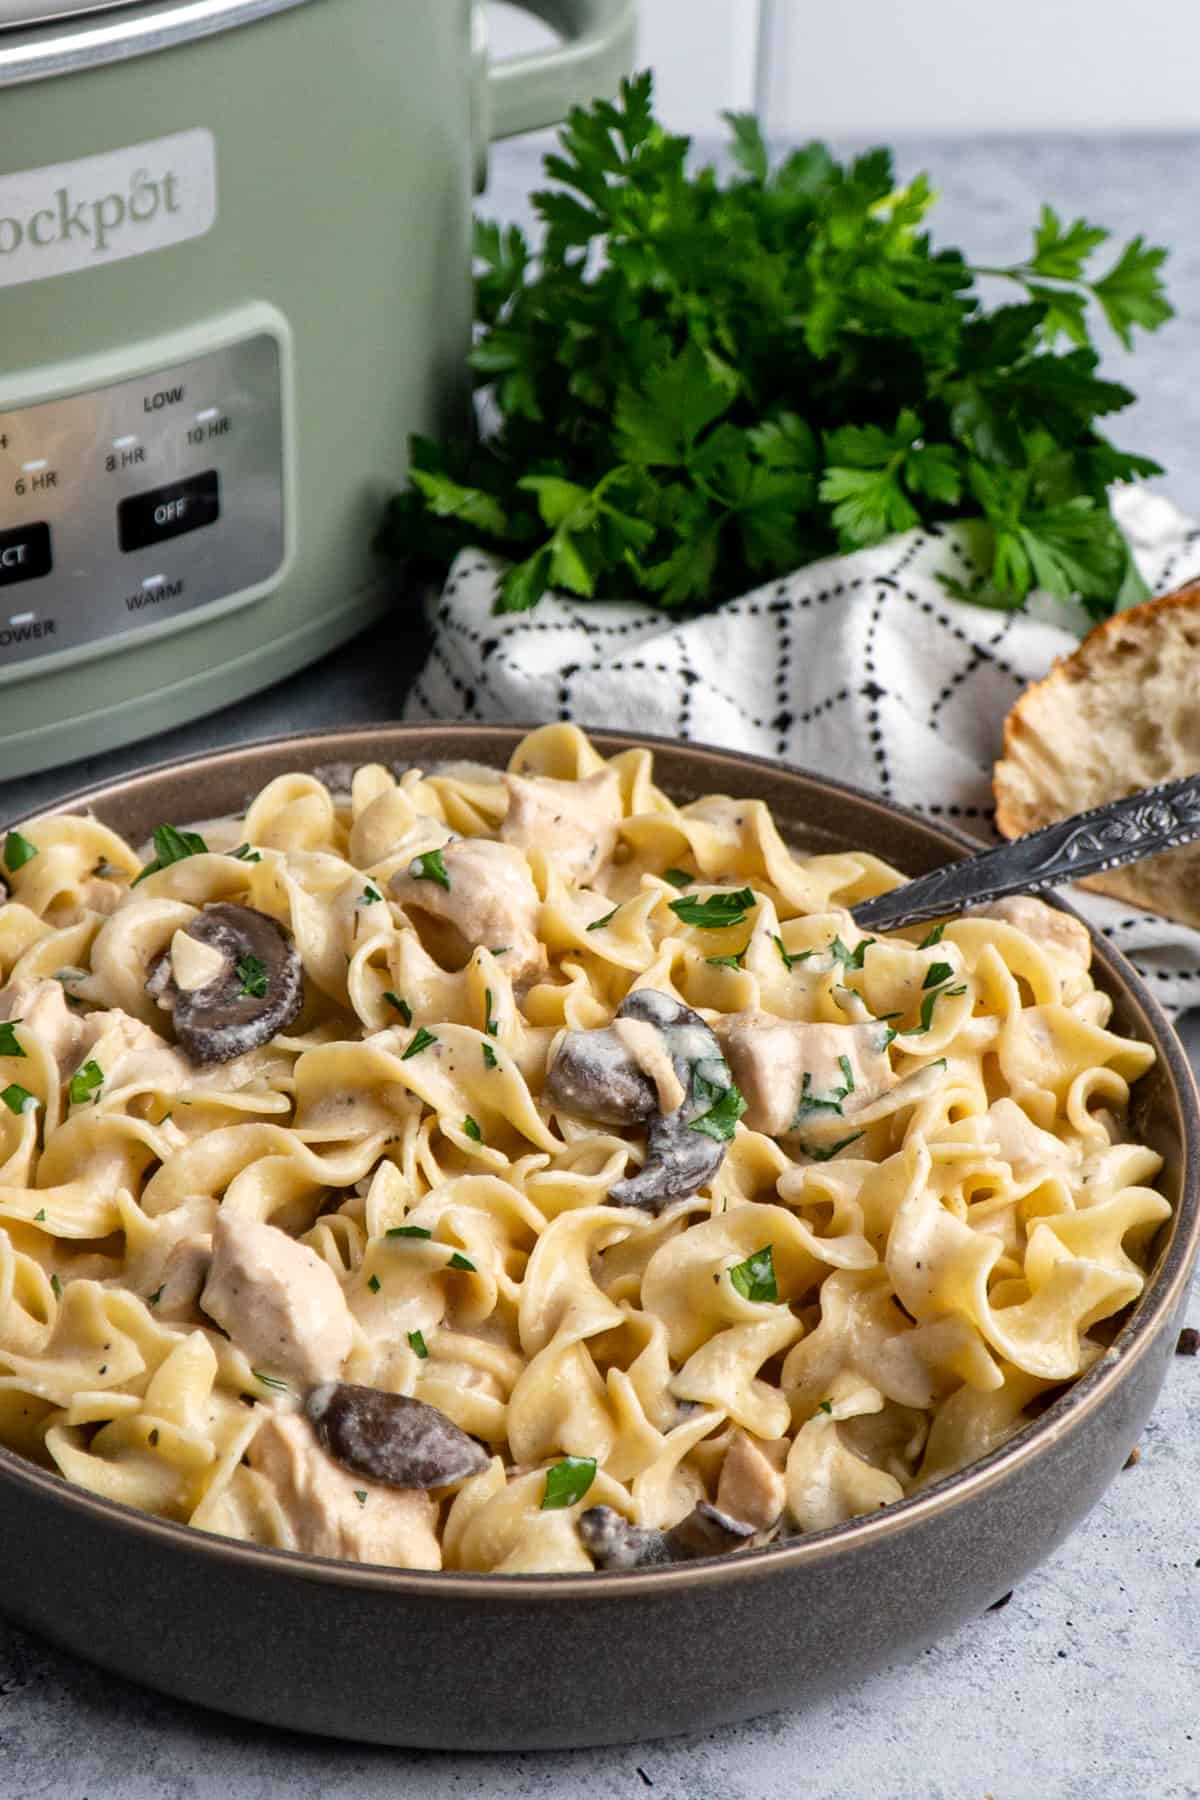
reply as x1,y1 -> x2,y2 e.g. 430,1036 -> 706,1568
717,1013 -> 894,1137
715,1430 -> 787,1533
972,895 -> 1091,972
200,1213 -> 353,1385
390,837 -> 544,981
500,768 -> 622,885
248,1411 -> 441,1568
0,977 -> 87,1077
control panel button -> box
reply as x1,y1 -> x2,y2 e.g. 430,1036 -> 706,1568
117,470 -> 220,554
0,523 -> 52,587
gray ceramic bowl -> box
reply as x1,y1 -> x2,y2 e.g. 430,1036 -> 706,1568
0,724 -> 1196,1751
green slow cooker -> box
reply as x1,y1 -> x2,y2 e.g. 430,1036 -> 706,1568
0,0 -> 634,777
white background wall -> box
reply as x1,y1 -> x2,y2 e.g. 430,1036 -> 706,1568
489,0 -> 1200,136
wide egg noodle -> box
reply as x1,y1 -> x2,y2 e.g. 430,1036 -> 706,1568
0,724 -> 1170,1571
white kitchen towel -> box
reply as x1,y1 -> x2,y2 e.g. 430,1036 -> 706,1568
405,485 -> 1200,1016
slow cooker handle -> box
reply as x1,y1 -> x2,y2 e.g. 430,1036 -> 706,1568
485,0 -> 638,141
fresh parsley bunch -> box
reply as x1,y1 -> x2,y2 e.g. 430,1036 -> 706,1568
379,72 -> 1171,620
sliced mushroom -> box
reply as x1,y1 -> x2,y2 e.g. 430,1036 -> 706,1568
148,903 -> 303,1064
547,990 -> 738,1213
306,1381 -> 490,1490
578,1501 -> 757,1570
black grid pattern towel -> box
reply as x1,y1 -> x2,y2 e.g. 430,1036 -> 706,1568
406,487 -> 1200,1015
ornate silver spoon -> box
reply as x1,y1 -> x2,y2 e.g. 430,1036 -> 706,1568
851,774 -> 1200,933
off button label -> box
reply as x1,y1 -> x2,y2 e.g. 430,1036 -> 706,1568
118,469 -> 220,553
0,522 -> 52,587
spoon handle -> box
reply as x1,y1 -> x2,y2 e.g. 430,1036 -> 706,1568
851,773 -> 1200,933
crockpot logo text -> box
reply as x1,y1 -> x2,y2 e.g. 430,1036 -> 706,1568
0,168 -> 183,258
0,129 -> 216,290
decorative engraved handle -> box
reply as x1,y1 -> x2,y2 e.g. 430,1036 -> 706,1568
852,775 -> 1200,933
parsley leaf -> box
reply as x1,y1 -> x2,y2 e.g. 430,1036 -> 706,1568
463,1115 -> 483,1143
689,1081 -> 747,1143
386,1224 -> 433,1240
236,955 -> 268,999
918,923 -> 946,949
818,1399 -> 834,1416
807,1130 -> 866,1162
447,1251 -> 477,1272
706,948 -> 746,970
359,882 -> 384,906
588,905 -> 619,931
662,868 -> 692,889
401,1027 -> 438,1061
0,1021 -> 24,1059
541,1455 -> 597,1510
252,1369 -> 290,1392
791,1070 -> 851,1125
367,1273 -> 381,1294
410,849 -> 451,891
923,961 -> 955,990
132,823 -> 208,886
3,830 -> 37,873
484,988 -> 499,1036
50,1272 -> 62,1300
1,1082 -> 37,1115
384,992 -> 413,1026
669,887 -> 756,930
728,1244 -> 778,1304
382,76 -> 1171,628
408,1329 -> 429,1359
482,1042 -> 499,1070
68,1061 -> 103,1105
230,843 -> 262,863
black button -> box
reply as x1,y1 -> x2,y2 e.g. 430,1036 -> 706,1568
0,522 -> 52,588
118,470 -> 220,553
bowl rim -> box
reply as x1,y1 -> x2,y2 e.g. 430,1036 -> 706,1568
1,718 -> 1197,1600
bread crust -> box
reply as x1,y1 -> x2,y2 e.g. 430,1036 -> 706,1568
992,580 -> 1200,926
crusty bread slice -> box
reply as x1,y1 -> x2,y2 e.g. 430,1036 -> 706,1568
993,582 -> 1200,929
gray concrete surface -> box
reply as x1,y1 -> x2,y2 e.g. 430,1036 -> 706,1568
1,136 -> 1198,1800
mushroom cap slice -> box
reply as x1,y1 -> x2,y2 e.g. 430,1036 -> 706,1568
578,1501 -> 757,1570
164,903 -> 303,1064
306,1381 -> 490,1490
544,1026 -> 658,1127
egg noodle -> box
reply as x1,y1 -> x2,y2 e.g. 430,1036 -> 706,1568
0,726 -> 1169,1573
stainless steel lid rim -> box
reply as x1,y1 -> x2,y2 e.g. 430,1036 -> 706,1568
0,0 -> 317,85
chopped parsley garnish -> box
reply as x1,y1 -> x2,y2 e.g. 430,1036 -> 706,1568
1,1082 -> 37,1115
791,1070 -> 851,1124
541,1455 -> 597,1510
69,1061 -> 103,1105
669,887 -> 756,930
689,1080 -> 748,1143
463,1114 -> 483,1143
728,1244 -> 778,1304
818,1399 -> 834,1416
384,992 -> 413,1026
923,961 -> 954,990
230,843 -> 262,863
252,1369 -> 290,1392
236,955 -> 268,998
807,1131 -> 866,1162
32,1207 -> 45,1222
662,868 -> 692,889
408,1329 -> 429,1359
132,823 -> 209,885
482,1041 -> 499,1069
587,905 -> 619,931
359,882 -> 384,906
386,1224 -> 433,1240
447,1251 -> 477,1272
353,1490 -> 368,1505
0,1021 -> 24,1058
837,1054 -> 855,1094
830,936 -> 874,969
367,1273 -> 381,1294
918,923 -> 946,949
401,1026 -> 438,1061
484,988 -> 498,1036
3,830 -> 37,873
147,1286 -> 164,1306
50,1272 -> 62,1300
908,984 -> 968,1036
410,848 -> 451,890
706,946 -> 747,970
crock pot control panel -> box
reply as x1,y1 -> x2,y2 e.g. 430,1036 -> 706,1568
0,310 -> 289,675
